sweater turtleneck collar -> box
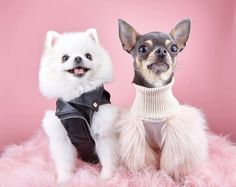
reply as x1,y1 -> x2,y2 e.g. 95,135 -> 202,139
130,78 -> 180,121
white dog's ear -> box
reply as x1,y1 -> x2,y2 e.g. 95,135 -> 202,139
45,31 -> 60,49
85,28 -> 99,44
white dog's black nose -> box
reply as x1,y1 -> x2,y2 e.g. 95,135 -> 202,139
155,47 -> 167,59
74,56 -> 83,64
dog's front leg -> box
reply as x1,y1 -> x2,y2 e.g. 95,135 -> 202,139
42,110 -> 77,184
92,105 -> 119,181
96,134 -> 118,181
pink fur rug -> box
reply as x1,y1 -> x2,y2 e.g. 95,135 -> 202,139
0,130 -> 236,187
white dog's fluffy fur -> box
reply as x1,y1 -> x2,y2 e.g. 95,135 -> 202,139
39,29 -> 118,183
117,105 -> 208,179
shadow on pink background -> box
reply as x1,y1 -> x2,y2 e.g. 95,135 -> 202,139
0,0 -> 235,150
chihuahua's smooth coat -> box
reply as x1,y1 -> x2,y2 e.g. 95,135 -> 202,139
117,19 -> 208,179
119,19 -> 190,88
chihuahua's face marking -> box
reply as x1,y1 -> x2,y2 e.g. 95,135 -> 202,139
145,40 -> 153,46
118,19 -> 191,88
132,32 -> 178,87
165,40 -> 171,46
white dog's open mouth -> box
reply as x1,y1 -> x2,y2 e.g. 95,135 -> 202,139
66,66 -> 90,77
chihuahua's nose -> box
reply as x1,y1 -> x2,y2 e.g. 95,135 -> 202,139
155,47 -> 167,59
74,56 -> 83,64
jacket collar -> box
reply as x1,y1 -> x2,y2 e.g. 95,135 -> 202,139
56,85 -> 111,118
69,85 -> 110,111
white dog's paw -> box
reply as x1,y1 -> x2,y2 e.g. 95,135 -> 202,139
57,171 -> 73,184
100,168 -> 113,181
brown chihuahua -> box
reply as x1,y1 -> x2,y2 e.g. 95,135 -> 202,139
118,18 -> 190,88
117,19 -> 208,179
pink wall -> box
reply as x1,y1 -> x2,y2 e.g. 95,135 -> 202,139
0,0 -> 235,151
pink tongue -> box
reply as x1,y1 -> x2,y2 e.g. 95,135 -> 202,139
74,68 -> 85,75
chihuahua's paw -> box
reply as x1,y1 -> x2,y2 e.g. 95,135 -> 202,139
100,168 -> 113,181
57,171 -> 73,184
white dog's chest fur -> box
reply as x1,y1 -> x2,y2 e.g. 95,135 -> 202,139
143,120 -> 165,150
91,104 -> 118,141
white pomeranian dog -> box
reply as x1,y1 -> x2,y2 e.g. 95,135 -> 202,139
39,29 -> 118,183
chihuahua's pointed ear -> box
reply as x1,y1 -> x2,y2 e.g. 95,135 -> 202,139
86,28 -> 99,44
118,19 -> 140,53
45,31 -> 60,49
169,19 -> 191,52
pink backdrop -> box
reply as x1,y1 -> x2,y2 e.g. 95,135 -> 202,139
0,0 -> 235,151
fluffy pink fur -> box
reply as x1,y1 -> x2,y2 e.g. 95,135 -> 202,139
0,130 -> 236,187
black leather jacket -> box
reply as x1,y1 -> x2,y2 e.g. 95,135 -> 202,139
55,86 -> 111,163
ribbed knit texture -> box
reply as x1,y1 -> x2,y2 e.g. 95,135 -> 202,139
131,78 -> 180,120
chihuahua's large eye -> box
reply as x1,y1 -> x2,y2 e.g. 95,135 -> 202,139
170,44 -> 178,53
85,53 -> 93,61
62,55 -> 69,62
138,45 -> 148,54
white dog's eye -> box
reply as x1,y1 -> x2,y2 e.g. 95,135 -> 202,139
62,55 -> 70,62
85,53 -> 93,61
